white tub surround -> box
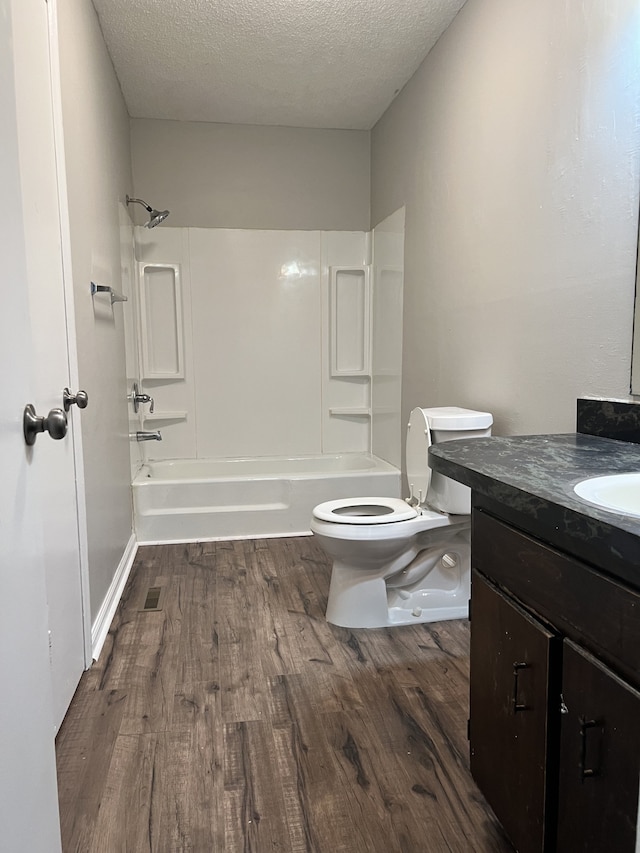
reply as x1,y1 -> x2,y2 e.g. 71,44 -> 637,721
132,227 -> 393,462
133,453 -> 400,543
371,208 -> 404,468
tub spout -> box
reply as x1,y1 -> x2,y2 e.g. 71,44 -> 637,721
136,430 -> 162,441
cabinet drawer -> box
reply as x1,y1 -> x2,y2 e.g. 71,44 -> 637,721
472,510 -> 640,688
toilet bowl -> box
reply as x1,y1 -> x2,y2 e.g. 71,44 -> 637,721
310,406 -> 492,628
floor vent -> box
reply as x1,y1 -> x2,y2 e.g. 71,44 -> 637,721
140,586 -> 164,612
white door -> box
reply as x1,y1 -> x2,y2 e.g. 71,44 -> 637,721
0,1 -> 64,849
12,0 -> 87,730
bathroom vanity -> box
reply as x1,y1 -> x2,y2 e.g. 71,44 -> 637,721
429,432 -> 640,853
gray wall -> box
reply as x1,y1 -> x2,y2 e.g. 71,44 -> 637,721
131,119 -> 370,231
58,0 -> 135,621
372,0 -> 640,436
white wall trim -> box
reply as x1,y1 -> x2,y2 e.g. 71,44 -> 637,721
91,533 -> 137,661
47,0 -> 93,668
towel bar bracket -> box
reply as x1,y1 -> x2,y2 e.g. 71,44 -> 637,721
90,282 -> 128,304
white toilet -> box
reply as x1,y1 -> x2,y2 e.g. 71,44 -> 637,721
310,406 -> 493,628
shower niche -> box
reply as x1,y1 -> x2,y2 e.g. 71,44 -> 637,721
138,262 -> 184,379
328,265 -> 372,422
330,266 -> 370,378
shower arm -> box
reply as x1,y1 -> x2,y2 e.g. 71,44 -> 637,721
126,195 -> 153,213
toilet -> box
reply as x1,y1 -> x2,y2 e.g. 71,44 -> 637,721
310,406 -> 493,628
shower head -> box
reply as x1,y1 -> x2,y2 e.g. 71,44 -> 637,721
126,195 -> 170,228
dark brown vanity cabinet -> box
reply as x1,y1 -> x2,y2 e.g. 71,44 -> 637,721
556,641 -> 640,852
469,573 -> 560,853
470,510 -> 640,853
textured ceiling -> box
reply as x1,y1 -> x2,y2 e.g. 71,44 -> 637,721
91,0 -> 467,130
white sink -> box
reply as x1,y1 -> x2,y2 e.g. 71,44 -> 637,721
573,473 -> 640,518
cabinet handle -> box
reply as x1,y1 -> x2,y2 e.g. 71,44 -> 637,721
579,716 -> 601,781
512,661 -> 529,713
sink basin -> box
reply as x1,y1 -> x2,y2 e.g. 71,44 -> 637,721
573,473 -> 640,517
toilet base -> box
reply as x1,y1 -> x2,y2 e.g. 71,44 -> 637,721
325,546 -> 470,629
327,590 -> 469,629
387,596 -> 468,627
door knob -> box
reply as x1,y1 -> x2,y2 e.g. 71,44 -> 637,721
23,404 -> 68,446
63,388 -> 89,411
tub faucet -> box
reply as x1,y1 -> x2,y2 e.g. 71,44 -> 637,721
136,430 -> 162,442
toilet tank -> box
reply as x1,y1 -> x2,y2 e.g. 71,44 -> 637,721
424,407 -> 492,515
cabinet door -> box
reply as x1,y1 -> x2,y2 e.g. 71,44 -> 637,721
470,571 -> 561,853
557,641 -> 640,852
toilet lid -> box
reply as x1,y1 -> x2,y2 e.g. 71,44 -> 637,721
312,497 -> 418,524
405,407 -> 432,503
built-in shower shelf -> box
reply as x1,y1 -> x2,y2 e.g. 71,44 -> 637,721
329,407 -> 371,417
143,411 -> 187,422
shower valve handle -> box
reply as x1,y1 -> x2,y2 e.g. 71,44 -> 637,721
131,383 -> 154,413
137,393 -> 155,413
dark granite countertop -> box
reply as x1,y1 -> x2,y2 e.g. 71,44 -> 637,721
429,433 -> 640,590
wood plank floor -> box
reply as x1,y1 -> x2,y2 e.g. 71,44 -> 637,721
56,536 -> 513,853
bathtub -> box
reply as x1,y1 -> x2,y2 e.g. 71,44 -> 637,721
133,453 -> 401,543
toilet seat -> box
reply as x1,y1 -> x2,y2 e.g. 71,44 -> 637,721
312,406 -> 436,527
312,496 -> 418,524
406,407 -> 432,502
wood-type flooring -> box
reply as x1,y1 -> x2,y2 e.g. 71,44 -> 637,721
56,536 -> 513,852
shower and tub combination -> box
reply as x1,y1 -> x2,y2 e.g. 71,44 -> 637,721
125,210 -> 406,544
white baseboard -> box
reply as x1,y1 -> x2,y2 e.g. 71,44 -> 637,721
91,533 -> 138,662
136,529 -> 313,546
